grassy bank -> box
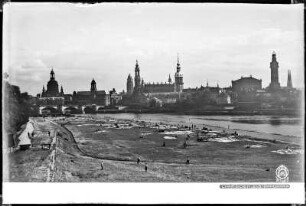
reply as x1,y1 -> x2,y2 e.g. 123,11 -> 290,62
61,116 -> 303,182
7,116 -> 303,182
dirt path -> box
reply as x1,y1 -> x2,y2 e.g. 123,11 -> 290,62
46,130 -> 57,182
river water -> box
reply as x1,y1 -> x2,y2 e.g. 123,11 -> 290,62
94,113 -> 304,142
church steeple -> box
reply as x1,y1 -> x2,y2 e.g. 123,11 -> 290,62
91,78 -> 97,93
134,59 -> 141,95
176,54 -> 181,73
174,54 -> 184,93
60,85 -> 64,95
287,70 -> 293,88
168,74 -> 172,83
42,86 -> 45,93
135,59 -> 140,76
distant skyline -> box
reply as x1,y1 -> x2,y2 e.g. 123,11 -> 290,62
4,3 -> 304,96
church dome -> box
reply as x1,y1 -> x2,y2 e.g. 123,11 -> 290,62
45,69 -> 59,97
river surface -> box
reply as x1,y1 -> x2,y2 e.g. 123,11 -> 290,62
94,113 -> 304,141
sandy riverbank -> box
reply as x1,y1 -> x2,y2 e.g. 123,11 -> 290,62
6,115 -> 304,182
55,115 -> 303,182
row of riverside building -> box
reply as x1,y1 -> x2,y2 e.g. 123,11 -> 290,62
36,52 -> 301,114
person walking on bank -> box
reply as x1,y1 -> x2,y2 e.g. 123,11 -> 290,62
186,156 -> 190,165
145,163 -> 148,172
137,157 -> 140,164
101,161 -> 104,170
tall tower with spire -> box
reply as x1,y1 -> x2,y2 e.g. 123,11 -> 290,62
60,85 -> 64,96
90,78 -> 97,93
42,86 -> 46,96
127,74 -> 134,95
133,60 -> 141,95
269,51 -> 280,90
174,55 -> 184,92
168,74 -> 172,84
287,70 -> 293,88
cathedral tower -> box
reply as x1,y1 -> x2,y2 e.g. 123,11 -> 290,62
269,51 -> 280,90
133,60 -> 141,95
174,55 -> 184,92
91,78 -> 97,93
127,74 -> 134,95
287,70 -> 293,88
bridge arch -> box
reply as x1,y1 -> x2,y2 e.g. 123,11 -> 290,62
39,106 -> 59,115
96,106 -> 105,111
62,106 -> 80,114
82,105 -> 95,114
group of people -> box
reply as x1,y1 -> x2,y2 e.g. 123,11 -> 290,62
99,156 -> 190,173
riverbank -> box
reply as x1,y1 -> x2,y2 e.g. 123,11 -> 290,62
57,115 -> 303,182
6,115 -> 304,182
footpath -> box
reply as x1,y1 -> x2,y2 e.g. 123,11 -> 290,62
7,117 -> 59,182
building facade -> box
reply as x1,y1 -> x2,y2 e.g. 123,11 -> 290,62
72,79 -> 110,106
232,75 -> 262,92
124,57 -> 184,105
127,57 -> 184,95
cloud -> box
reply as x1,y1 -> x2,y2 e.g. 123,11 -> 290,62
4,3 -> 304,95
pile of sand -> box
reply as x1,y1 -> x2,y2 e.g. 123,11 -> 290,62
140,132 -> 152,136
163,131 -> 193,135
247,144 -> 266,148
271,148 -> 303,155
163,136 -> 176,140
209,136 -> 239,143
77,123 -> 100,127
94,130 -> 108,133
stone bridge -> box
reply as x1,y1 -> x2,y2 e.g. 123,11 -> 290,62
39,104 -> 106,115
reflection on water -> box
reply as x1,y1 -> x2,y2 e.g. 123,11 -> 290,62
226,117 -> 301,126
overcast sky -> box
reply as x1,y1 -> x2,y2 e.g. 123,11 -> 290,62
3,3 -> 304,95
